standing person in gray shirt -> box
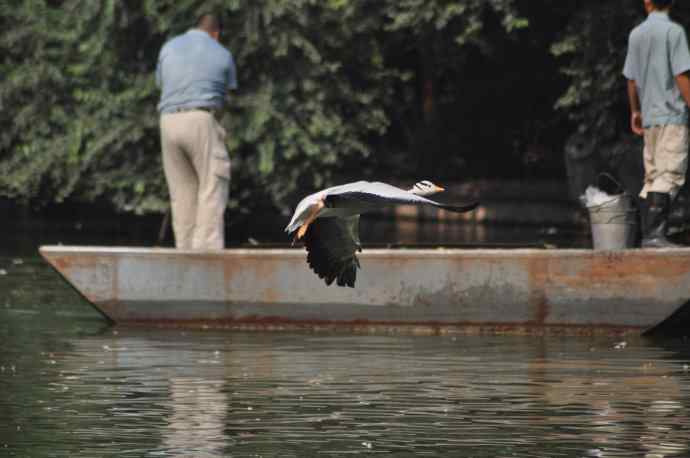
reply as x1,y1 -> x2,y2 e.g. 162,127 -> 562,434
623,0 -> 690,248
156,13 -> 237,249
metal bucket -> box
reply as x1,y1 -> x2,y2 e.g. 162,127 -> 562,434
587,193 -> 637,250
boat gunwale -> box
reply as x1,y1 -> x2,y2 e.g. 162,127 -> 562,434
38,245 -> 690,260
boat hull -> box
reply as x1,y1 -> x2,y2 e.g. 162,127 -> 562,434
39,246 -> 690,335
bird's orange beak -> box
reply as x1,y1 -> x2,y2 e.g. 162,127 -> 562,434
435,185 -> 445,192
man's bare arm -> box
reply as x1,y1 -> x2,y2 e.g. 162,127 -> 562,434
676,72 -> 690,108
627,79 -> 644,136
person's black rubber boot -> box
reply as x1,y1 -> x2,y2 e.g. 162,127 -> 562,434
641,192 -> 683,248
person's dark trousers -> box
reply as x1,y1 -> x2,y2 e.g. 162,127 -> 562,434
642,192 -> 683,248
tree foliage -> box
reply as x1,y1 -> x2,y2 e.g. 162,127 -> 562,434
552,1 -> 645,165
2,1 -> 688,217
222,0 -> 528,213
0,1 -> 166,213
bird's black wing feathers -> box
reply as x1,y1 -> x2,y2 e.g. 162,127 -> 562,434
326,191 -> 478,213
304,216 -> 361,287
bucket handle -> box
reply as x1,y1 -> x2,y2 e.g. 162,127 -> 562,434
597,172 -> 625,195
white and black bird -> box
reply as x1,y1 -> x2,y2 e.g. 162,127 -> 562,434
285,180 -> 478,287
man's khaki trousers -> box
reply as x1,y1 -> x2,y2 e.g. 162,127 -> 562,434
640,124 -> 688,199
160,110 -> 230,249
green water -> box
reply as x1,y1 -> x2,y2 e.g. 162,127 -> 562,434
2,250 -> 690,457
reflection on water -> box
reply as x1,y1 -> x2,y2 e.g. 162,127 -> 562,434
162,377 -> 229,457
1,214 -> 589,256
3,256 -> 690,457
362,219 -> 588,248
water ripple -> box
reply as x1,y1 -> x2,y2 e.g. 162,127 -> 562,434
2,257 -> 690,456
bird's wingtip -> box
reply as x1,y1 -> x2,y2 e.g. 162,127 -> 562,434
438,200 -> 480,213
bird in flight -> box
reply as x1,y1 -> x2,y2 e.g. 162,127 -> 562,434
285,180 -> 478,287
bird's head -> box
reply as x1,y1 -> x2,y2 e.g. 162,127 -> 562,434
409,180 -> 445,196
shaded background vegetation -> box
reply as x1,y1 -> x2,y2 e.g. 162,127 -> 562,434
2,0 -> 690,230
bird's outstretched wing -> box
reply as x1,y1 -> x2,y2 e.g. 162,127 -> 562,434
325,182 -> 478,213
304,216 -> 361,287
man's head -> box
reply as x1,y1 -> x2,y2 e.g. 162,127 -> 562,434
645,0 -> 674,13
196,13 -> 222,41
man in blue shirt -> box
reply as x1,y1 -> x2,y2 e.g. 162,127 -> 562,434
623,0 -> 690,247
156,13 -> 237,249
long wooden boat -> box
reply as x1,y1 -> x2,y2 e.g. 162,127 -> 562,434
39,245 -> 690,336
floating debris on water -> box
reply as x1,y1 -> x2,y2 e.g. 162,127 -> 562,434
0,269 -> 7,276
613,341 -> 627,350
362,441 -> 372,449
12,259 -> 23,265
